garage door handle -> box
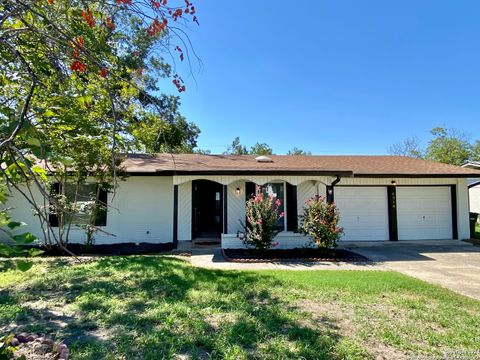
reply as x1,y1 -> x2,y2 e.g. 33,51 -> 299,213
422,216 -> 425,221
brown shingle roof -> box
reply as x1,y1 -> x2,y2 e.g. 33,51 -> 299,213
121,154 -> 480,177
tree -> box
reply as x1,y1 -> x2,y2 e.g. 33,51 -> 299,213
224,137 -> 274,155
132,103 -> 200,154
425,127 -> 472,166
194,148 -> 211,155
389,127 -> 479,165
389,136 -> 424,158
287,147 -> 311,156
250,142 -> 273,155
0,0 -> 200,251
224,137 -> 249,155
472,140 -> 480,161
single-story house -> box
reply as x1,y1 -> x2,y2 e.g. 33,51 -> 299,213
462,161 -> 480,215
5,154 -> 480,251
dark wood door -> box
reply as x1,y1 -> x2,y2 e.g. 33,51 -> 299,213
192,180 -> 223,239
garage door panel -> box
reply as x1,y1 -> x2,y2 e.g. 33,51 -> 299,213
397,187 -> 452,240
335,187 -> 389,241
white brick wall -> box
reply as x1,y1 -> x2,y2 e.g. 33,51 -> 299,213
222,232 -> 312,249
177,181 -> 192,241
227,180 -> 246,235
2,175 -> 472,247
2,176 -> 174,245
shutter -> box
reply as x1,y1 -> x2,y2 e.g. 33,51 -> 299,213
286,183 -> 298,231
245,182 -> 256,201
49,183 -> 59,227
95,186 -> 108,226
244,182 -> 256,229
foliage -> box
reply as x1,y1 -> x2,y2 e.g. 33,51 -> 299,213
225,139 -> 312,156
224,137 -> 274,155
470,140 -> 480,161
287,147 -> 312,155
194,148 -> 211,154
389,136 -> 424,158
250,142 -> 273,155
0,334 -> 17,360
390,127 -> 479,165
224,137 -> 249,155
425,127 -> 472,166
132,106 -> 200,153
299,196 -> 343,248
0,0 -> 200,250
243,192 -> 284,250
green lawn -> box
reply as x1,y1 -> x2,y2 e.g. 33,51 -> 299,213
0,257 -> 479,360
476,222 -> 480,239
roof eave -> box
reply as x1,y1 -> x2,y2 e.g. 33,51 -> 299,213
127,170 -> 355,176
354,173 -> 479,178
126,170 -> 478,177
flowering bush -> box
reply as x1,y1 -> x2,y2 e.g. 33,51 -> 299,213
299,196 -> 343,248
243,193 -> 284,250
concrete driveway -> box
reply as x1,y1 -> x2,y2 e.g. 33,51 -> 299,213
343,240 -> 480,300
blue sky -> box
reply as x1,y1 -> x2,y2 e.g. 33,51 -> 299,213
169,0 -> 479,155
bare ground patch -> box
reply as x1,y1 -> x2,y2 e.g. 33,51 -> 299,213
296,299 -> 409,360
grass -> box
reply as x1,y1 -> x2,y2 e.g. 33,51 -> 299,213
0,256 -> 479,359
476,222 -> 480,239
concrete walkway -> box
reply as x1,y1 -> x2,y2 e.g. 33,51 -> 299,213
189,240 -> 480,300
190,247 -> 378,271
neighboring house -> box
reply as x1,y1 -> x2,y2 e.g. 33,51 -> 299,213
4,154 -> 480,251
469,181 -> 480,215
462,161 -> 480,215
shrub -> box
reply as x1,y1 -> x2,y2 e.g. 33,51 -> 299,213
243,193 -> 284,250
299,195 -> 343,248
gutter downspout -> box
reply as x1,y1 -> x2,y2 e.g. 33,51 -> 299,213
327,175 -> 341,203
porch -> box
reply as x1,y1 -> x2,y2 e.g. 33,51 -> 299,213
172,174 -> 337,247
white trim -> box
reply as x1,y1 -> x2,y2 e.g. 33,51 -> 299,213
173,175 -> 335,186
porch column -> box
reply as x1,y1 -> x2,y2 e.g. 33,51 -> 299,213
451,185 -> 458,239
387,185 -> 398,241
173,184 -> 178,248
223,185 -> 228,234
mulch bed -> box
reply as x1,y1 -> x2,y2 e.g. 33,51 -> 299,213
464,238 -> 480,246
222,248 -> 370,263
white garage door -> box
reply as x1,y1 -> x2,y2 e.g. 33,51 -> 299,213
335,187 -> 389,241
397,187 -> 452,240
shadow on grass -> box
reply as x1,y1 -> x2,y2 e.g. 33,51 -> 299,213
1,256 -> 349,359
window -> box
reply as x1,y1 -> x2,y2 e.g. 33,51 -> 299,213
261,182 -> 286,231
49,183 -> 108,227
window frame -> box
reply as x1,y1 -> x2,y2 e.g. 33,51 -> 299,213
49,183 -> 108,228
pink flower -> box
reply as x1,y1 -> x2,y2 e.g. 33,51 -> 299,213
275,199 -> 281,206
279,211 -> 284,218
257,219 -> 263,225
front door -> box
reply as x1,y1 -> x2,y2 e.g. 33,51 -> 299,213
192,180 -> 223,239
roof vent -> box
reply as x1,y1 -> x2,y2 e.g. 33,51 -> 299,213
255,155 -> 273,163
